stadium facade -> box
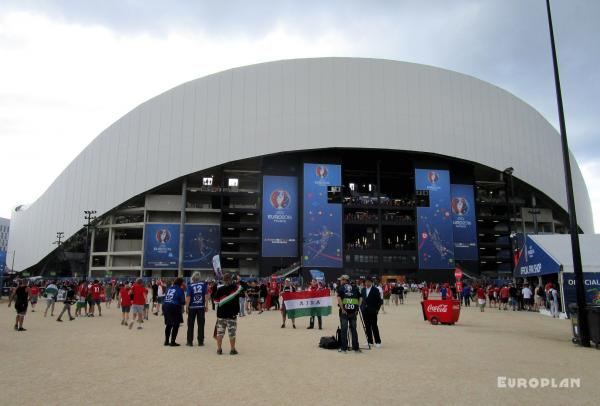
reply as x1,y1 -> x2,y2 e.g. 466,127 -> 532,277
7,58 -> 593,282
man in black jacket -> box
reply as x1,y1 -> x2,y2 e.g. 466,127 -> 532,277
361,278 -> 382,348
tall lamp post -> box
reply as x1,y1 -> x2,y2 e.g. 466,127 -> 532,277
545,0 -> 590,347
84,210 -> 97,281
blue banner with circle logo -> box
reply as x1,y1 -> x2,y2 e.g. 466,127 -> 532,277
262,175 -> 298,257
303,163 -> 343,268
416,169 -> 454,269
143,224 -> 180,269
451,184 -> 478,260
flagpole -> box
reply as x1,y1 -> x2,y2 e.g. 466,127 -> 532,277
545,0 -> 590,347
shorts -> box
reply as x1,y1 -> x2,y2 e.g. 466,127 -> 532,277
131,304 -> 144,314
30,296 -> 38,304
121,306 -> 131,313
157,297 -> 164,304
77,302 -> 86,309
144,304 -> 150,309
216,318 -> 237,339
478,299 -> 486,306
501,298 -> 508,303
488,295 -> 494,301
94,299 -> 102,304
15,301 -> 28,315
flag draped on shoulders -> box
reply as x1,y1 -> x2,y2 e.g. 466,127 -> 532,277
282,289 -> 332,318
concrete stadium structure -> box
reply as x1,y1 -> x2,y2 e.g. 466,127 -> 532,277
7,58 -> 593,281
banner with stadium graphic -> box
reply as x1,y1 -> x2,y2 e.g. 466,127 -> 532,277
302,163 -> 343,268
262,175 -> 298,257
415,169 -> 454,269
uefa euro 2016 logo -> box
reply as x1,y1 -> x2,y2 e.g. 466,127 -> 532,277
427,171 -> 439,185
270,190 -> 290,209
316,166 -> 328,179
156,229 -> 171,244
451,197 -> 469,215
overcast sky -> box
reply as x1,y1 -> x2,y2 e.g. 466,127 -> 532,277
1,0 -> 598,231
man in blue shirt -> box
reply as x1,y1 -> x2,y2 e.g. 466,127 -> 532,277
163,278 -> 186,346
186,272 -> 209,347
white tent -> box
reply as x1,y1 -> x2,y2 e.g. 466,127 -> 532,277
529,234 -> 600,274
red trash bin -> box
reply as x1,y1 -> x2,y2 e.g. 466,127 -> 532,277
421,299 -> 461,325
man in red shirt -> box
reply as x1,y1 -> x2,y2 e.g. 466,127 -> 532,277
476,287 -> 486,312
89,280 -> 103,317
129,278 -> 147,330
499,285 -> 510,311
29,283 -> 40,312
119,284 -> 132,325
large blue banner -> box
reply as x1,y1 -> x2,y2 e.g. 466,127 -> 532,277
0,251 -> 5,274
303,163 -> 343,268
183,225 -> 220,268
416,169 -> 454,269
143,224 -> 180,269
563,272 -> 600,307
262,175 -> 298,257
514,235 -> 560,277
451,184 -> 478,260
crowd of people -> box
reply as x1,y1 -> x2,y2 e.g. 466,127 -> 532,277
6,273 -> 564,357
418,281 -> 563,317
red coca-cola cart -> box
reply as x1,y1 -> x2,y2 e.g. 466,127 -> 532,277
421,299 -> 461,325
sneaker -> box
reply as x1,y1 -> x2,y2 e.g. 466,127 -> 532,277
230,349 -> 238,355
56,319 -> 63,322
281,324 -> 285,328
307,326 -> 314,329
164,341 -> 169,346
217,349 -> 223,355
186,342 -> 193,347
375,343 -> 381,349
18,327 -> 26,331
69,318 -> 75,321
169,342 -> 180,347
292,324 -> 296,329
137,326 -> 143,330
338,349 -> 347,353
354,349 -> 362,353
198,342 -> 204,347
14,324 -> 18,330
129,322 -> 134,330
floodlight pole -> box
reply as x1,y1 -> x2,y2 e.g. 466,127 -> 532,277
84,210 -> 97,281
545,0 -> 590,347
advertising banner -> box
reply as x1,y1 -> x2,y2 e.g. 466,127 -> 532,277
450,184 -> 478,260
309,269 -> 325,281
0,251 -> 6,274
262,175 -> 298,257
143,224 -> 180,269
416,169 -> 454,269
563,272 -> 600,306
302,163 -> 343,268
183,225 -> 220,268
514,235 -> 560,277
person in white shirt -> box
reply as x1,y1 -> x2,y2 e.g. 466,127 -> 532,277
521,284 -> 533,311
549,285 -> 560,318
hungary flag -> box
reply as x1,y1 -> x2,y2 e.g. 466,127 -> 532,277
282,289 -> 332,318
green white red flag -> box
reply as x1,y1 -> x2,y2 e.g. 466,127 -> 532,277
282,289 -> 332,318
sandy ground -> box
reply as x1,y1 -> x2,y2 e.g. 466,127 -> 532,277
0,293 -> 598,406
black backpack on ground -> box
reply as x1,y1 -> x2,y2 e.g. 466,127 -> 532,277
319,327 -> 341,349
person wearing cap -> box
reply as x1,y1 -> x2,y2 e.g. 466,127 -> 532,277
336,275 -> 362,353
280,278 -> 296,328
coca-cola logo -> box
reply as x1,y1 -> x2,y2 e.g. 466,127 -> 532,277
426,304 -> 448,313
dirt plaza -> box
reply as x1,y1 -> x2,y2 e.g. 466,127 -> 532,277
1,293 -> 597,406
